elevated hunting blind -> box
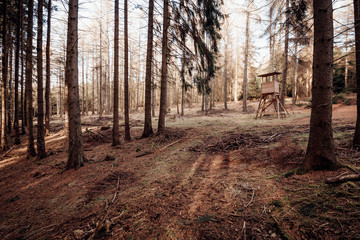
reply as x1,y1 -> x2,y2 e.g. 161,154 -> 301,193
255,72 -> 289,119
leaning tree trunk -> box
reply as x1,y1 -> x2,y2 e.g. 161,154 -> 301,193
301,0 -> 340,172
124,0 -> 131,140
353,0 -> 360,149
45,0 -> 52,135
112,0 -> 120,145
1,0 -> 8,151
142,0 -> 155,138
158,0 -> 169,133
37,0 -> 47,159
14,0 -> 22,145
280,0 -> 289,108
25,0 -> 36,157
65,0 -> 83,169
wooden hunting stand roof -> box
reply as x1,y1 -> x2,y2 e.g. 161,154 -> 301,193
257,71 -> 282,78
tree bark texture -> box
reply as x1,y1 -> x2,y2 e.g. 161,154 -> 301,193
37,0 -> 47,159
1,0 -> 8,151
142,0 -> 155,138
45,0 -> 52,135
302,0 -> 340,172
243,10 -> 250,113
25,0 -> 36,157
14,0 -> 23,145
158,0 -> 169,133
353,0 -> 360,148
124,0 -> 131,140
280,0 -> 289,107
65,0 -> 83,169
113,0 -> 120,145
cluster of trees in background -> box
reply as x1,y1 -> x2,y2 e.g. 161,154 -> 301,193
0,0 -> 360,172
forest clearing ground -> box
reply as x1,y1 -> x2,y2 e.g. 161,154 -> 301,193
0,100 -> 360,239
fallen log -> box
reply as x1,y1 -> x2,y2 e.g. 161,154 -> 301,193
325,174 -> 360,184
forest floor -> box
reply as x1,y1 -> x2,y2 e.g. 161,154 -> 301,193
1,98 -> 360,240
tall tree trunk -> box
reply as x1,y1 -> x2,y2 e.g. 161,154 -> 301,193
92,48 -> 95,115
301,0 -> 340,172
180,0 -> 186,116
224,47 -> 228,110
81,53 -> 85,115
25,0 -> 36,156
142,0 -> 155,137
136,35 -> 140,112
280,0 -> 289,108
124,0 -> 131,140
113,0 -> 120,145
45,0 -> 52,135
20,0 -> 26,135
8,38 -> 13,134
243,10 -> 250,113
158,0 -> 169,133
99,25 -> 103,116
353,0 -> 360,149
14,0 -> 22,145
1,0 -> 8,151
65,0 -> 83,169
292,42 -> 298,105
86,71 -> 89,115
37,0 -> 47,159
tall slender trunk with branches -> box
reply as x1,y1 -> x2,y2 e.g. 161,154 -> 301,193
142,0 -> 155,138
45,0 -> 52,135
37,0 -> 47,159
124,0 -> 131,140
158,0 -> 169,133
65,0 -> 84,169
113,0 -> 120,145
25,0 -> 36,157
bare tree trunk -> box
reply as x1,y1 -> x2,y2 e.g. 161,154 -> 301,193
92,49 -> 95,114
292,42 -> 298,105
124,0 -> 131,140
14,0 -> 22,145
301,0 -> 340,172
65,0 -> 83,169
21,12 -> 26,134
243,10 -> 250,113
99,25 -> 103,117
142,0 -> 155,137
25,0 -> 36,156
57,68 -> 61,116
45,0 -> 52,135
1,0 -> 8,151
280,0 -> 289,108
224,48 -> 228,110
158,0 -> 169,133
86,71 -> 89,115
112,0 -> 120,145
345,3 -> 350,89
81,53 -> 85,115
37,0 -> 47,159
8,37 -> 13,134
353,0 -> 360,148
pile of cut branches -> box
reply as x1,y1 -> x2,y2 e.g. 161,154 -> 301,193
189,133 -> 262,153
83,128 -> 112,143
